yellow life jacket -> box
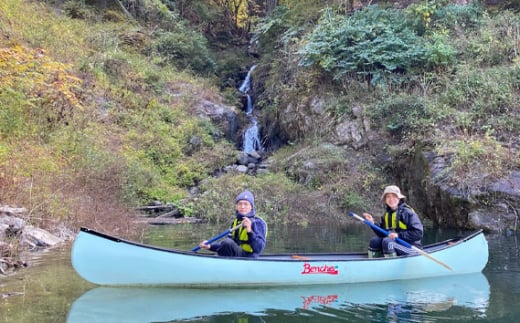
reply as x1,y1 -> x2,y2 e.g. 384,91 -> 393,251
232,217 -> 267,253
383,210 -> 408,230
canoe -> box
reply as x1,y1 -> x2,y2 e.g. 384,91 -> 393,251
71,227 -> 488,287
67,273 -> 489,322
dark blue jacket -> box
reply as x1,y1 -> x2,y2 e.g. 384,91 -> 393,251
210,216 -> 267,258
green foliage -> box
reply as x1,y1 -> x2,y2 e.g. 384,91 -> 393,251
405,0 -> 450,35
437,65 -> 519,135
63,0 -> 94,20
340,191 -> 366,211
460,10 -> 519,66
0,0 -> 245,225
435,132 -> 520,187
369,95 -> 429,138
422,31 -> 457,70
122,156 -> 187,204
186,172 -> 305,225
296,4 -> 488,86
0,88 -> 31,139
298,6 -> 428,85
120,103 -> 218,198
252,1 -> 328,57
251,6 -> 292,54
431,2 -> 484,31
148,30 -> 216,74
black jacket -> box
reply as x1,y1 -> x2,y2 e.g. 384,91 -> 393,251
373,201 -> 423,246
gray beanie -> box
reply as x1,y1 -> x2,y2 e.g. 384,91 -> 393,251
235,190 -> 254,209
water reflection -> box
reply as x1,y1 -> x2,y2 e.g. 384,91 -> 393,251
67,273 -> 489,322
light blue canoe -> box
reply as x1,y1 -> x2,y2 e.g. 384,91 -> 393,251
67,273 -> 490,322
71,227 -> 488,287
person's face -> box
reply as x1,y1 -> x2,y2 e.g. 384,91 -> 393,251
236,200 -> 252,215
385,193 -> 400,210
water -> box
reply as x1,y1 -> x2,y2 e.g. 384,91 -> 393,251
1,222 -> 519,322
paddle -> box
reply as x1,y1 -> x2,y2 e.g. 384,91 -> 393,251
348,212 -> 453,271
191,223 -> 243,252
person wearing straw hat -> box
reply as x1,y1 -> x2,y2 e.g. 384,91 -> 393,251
363,185 -> 423,258
198,190 -> 267,258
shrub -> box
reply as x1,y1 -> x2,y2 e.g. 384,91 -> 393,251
461,10 -> 520,66
437,65 -> 519,135
187,172 -> 304,225
435,132 -> 520,188
369,94 -> 429,139
422,31 -> 457,71
149,30 -> 216,75
431,2 -> 483,31
298,6 -> 428,85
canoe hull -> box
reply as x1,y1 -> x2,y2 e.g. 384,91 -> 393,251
71,228 -> 488,287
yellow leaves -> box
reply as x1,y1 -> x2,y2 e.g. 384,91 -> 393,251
0,45 -> 84,117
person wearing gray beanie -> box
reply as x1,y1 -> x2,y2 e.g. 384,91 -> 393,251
198,190 -> 267,258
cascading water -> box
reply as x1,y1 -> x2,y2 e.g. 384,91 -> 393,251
238,65 -> 263,153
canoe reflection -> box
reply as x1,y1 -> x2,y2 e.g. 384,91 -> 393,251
67,273 -> 489,322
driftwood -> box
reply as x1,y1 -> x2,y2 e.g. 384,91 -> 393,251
135,202 -> 182,219
135,205 -> 174,211
133,202 -> 203,225
1,291 -> 25,299
0,257 -> 27,275
132,216 -> 205,225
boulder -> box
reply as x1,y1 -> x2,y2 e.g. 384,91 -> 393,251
20,225 -> 64,249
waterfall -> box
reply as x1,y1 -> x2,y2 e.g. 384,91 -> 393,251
238,66 -> 263,153
239,65 -> 255,93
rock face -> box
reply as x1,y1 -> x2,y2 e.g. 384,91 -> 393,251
334,105 -> 371,150
466,170 -> 520,232
192,98 -> 238,140
398,151 -> 520,233
266,90 -> 519,233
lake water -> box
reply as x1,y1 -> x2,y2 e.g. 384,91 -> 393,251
1,221 -> 519,322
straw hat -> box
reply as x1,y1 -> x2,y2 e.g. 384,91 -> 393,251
380,185 -> 405,201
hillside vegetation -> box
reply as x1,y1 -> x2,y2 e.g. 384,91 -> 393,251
0,0 -> 241,234
1,0 -> 519,237
252,1 -> 519,211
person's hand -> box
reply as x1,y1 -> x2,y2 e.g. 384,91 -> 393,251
363,212 -> 374,223
242,217 -> 252,232
199,240 -> 210,249
388,232 -> 398,240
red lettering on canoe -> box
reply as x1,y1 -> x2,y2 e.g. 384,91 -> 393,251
301,263 -> 339,275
